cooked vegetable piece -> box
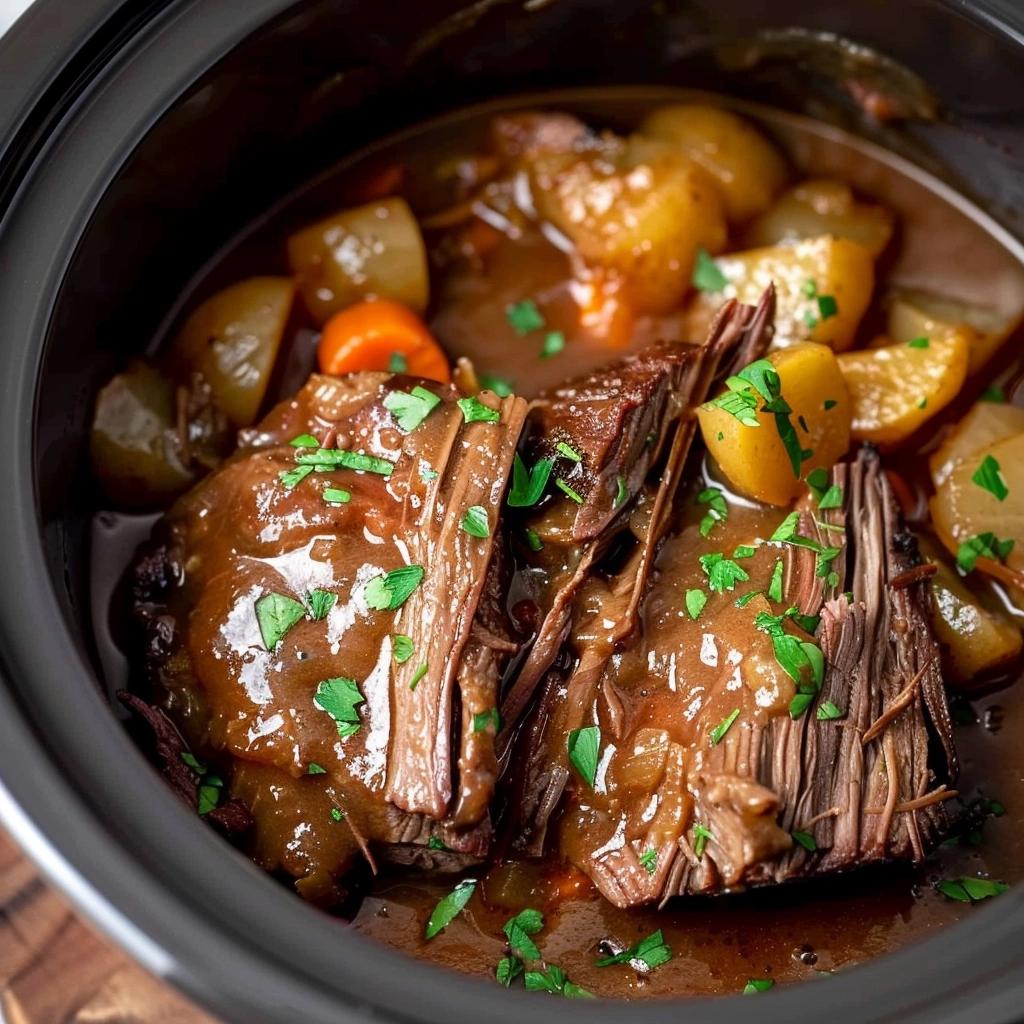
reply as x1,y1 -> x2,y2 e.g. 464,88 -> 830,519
698,343 -> 852,506
639,103 -> 788,223
838,331 -> 969,447
744,178 -> 894,258
317,299 -> 450,382
921,538 -> 1022,687
90,360 -> 194,507
529,139 -> 727,313
287,196 -> 429,324
686,236 -> 874,351
930,402 -> 1024,488
172,277 -> 294,427
885,288 -> 1023,375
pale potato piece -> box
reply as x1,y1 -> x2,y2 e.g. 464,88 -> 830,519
930,402 -> 1024,488
885,288 -> 1023,375
173,277 -> 295,427
529,142 -> 727,314
744,179 -> 894,258
287,196 -> 429,324
687,237 -> 875,352
838,331 -> 968,448
698,342 -> 852,506
640,104 -> 788,223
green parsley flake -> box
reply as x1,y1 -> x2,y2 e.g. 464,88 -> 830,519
480,372 -> 514,397
567,725 -> 601,788
388,351 -> 408,373
907,335 -> 930,349
409,662 -> 428,691
524,527 -> 544,552
918,398 -> 928,410
508,454 -> 554,507
289,433 -> 319,448
198,778 -> 222,815
555,441 -> 582,462
307,589 -> 336,621
692,247 -> 728,292
685,588 -> 708,621
419,462 -> 439,482
744,978 -> 775,994
936,877 -> 1008,903
792,830 -> 817,851
457,396 -> 501,423
383,385 -> 441,432
307,762 -> 326,775
817,701 -> 844,721
392,634 -> 414,664
428,836 -> 447,851
496,956 -> 523,987
768,558 -> 784,602
330,807 -> 343,822
699,552 -> 750,593
596,929 -> 672,971
823,398 -> 838,410
364,565 -> 425,610
473,708 -> 500,733
817,295 -> 839,320
295,448 -> 395,476
735,590 -> 762,608
180,751 -> 205,773
733,545 -> 756,559
541,331 -> 565,359
818,484 -> 843,510
314,677 -> 365,739
503,908 -> 544,960
980,385 -> 1007,403
555,477 -> 584,504
698,486 -> 729,537
461,504 -> 490,538
972,454 -> 1008,501
425,879 -> 477,939
323,486 -> 351,505
524,965 -> 593,999
692,823 -> 713,859
957,532 -> 1014,573
255,592 -> 306,650
639,848 -> 657,874
506,299 -> 545,335
710,708 -> 740,746
614,475 -> 629,509
279,465 -> 313,489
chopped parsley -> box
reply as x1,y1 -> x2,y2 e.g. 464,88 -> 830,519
907,335 -> 930,349
735,590 -> 762,608
733,545 -> 756,559
507,455 -> 554,507
685,588 -> 708,621
918,397 -> 928,410
409,662 -> 428,691
330,807 -> 343,822
307,762 -> 326,775
710,708 -> 741,746
555,477 -> 584,504
980,385 -> 1007,403
295,448 -> 395,476
388,351 -> 408,373
817,701 -> 844,721
698,486 -> 728,537
823,398 -> 838,410
506,298 -> 545,335
496,956 -> 523,987
197,776 -> 222,816
314,676 -> 365,739
524,965 -> 593,998
555,441 -> 582,463
503,908 -> 543,960
699,552 -> 750,593
936,877 -> 1008,903
364,564 -> 425,610
392,634 -> 414,664
180,751 -> 205,773
972,454 -> 1008,501
567,725 -> 601,788
957,532 -> 1014,573
428,836 -> 447,851
818,484 -> 843,510
419,462 -> 439,482
770,510 -> 822,551
614,475 -> 629,508
279,465 -> 313,489
792,830 -> 817,851
755,610 -> 824,714
815,545 -> 843,579
639,848 -> 658,874
383,385 -> 441,432
461,504 -> 490,538
817,294 -> 839,320
307,589 -> 336,621
323,486 -> 351,505
692,247 -> 728,292
524,527 -> 543,552
480,372 -> 515,397
596,929 -> 672,971
473,708 -> 500,733
693,823 -> 713,858
768,558 -> 784,602
541,331 -> 565,359
744,978 -> 775,994
457,396 -> 501,423
255,592 -> 306,650
424,879 -> 477,939
289,433 -> 319,448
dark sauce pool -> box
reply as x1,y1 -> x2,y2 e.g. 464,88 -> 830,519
91,88 -> 1024,998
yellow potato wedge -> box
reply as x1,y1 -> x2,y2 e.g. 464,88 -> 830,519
173,276 -> 295,427
639,104 -> 788,223
687,236 -> 875,352
744,178 -> 894,259
698,342 -> 852,506
838,331 -> 968,448
287,196 -> 429,324
529,142 -> 727,314
885,288 -> 1023,375
930,401 -> 1024,488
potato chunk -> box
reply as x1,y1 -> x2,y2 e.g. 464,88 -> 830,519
686,237 -> 874,351
173,277 -> 294,427
698,342 -> 852,506
838,331 -> 968,448
930,402 -> 1024,488
744,179 -> 894,258
287,197 -> 429,324
640,104 -> 788,223
885,288 -> 1023,375
529,141 -> 727,313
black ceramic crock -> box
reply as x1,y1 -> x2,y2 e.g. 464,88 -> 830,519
0,1 -> 1023,1021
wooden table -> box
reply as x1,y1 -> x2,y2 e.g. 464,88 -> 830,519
0,831 -> 214,1023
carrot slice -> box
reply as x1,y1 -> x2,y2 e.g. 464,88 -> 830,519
317,298 -> 451,383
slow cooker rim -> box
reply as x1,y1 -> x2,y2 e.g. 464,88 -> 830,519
0,1 -> 1023,1022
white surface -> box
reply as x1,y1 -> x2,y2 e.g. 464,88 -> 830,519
0,0 -> 33,37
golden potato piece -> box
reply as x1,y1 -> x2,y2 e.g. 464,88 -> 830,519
885,288 -> 1023,375
287,196 -> 429,324
687,237 -> 875,352
744,179 -> 894,258
698,342 -> 852,506
529,142 -> 727,314
173,276 -> 294,427
930,401 -> 1024,488
838,331 -> 968,448
640,104 -> 788,223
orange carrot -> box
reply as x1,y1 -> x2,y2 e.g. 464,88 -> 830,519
317,298 -> 451,383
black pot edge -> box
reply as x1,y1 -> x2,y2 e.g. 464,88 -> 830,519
0,2 -> 1023,1023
